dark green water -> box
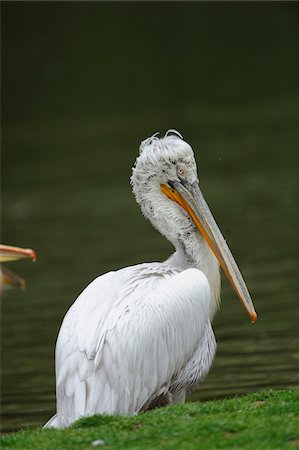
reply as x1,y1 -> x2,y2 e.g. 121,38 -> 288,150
1,2 -> 298,431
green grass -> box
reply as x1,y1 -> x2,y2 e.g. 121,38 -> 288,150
1,389 -> 299,449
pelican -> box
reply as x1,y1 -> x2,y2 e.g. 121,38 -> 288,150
44,130 -> 257,429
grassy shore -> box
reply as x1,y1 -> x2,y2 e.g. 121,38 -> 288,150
1,389 -> 298,450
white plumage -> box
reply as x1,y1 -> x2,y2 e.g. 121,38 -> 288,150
44,131 -> 256,428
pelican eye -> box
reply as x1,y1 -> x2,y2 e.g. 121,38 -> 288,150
177,167 -> 185,178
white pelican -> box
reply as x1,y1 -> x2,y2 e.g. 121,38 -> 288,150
44,130 -> 257,429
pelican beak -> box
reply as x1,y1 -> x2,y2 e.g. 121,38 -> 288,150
1,266 -> 26,289
0,245 -> 37,263
161,181 -> 257,323
0,244 -> 37,290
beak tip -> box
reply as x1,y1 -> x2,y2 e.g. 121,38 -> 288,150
251,311 -> 258,324
31,250 -> 37,262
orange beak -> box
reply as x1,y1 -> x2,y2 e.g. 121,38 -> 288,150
161,181 -> 257,323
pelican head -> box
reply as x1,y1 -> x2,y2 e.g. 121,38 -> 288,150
131,130 -> 257,323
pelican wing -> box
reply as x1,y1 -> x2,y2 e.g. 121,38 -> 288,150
54,264 -> 211,428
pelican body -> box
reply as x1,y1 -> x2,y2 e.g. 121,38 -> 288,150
45,131 -> 256,428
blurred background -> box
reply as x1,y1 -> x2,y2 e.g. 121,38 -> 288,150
1,2 -> 298,431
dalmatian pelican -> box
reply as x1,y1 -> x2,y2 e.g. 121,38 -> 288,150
44,130 -> 257,429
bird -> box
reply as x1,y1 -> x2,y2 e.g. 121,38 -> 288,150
0,244 -> 36,290
44,130 -> 257,429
